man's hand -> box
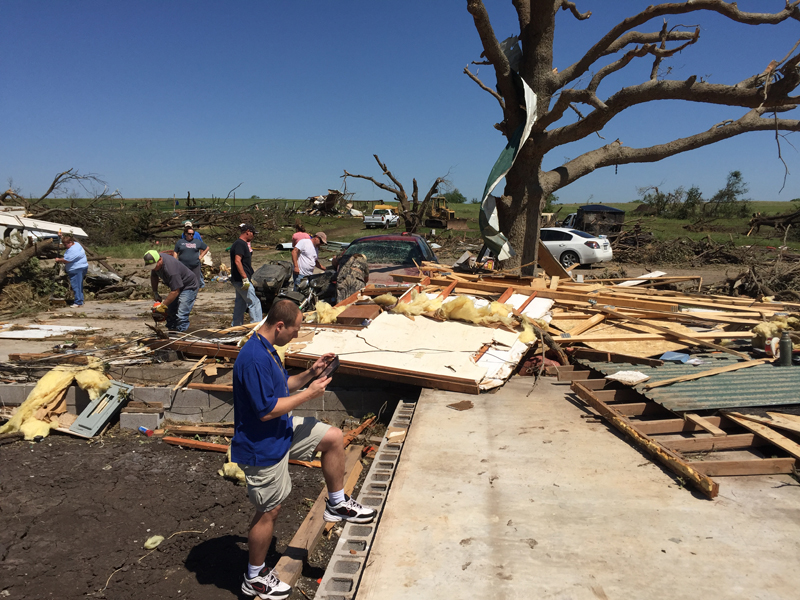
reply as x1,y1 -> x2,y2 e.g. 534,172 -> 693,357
154,302 -> 168,314
309,353 -> 336,378
307,375 -> 331,399
241,278 -> 251,291
154,293 -> 162,302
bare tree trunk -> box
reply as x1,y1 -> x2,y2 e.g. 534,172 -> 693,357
0,239 -> 55,286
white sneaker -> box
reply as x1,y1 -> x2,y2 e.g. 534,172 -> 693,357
241,567 -> 291,599
323,494 -> 377,523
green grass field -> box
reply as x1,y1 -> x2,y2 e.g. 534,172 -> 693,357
48,197 -> 800,258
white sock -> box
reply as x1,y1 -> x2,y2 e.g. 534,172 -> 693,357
248,563 -> 265,579
328,489 -> 346,505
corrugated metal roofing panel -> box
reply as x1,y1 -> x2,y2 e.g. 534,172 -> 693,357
576,354 -> 800,412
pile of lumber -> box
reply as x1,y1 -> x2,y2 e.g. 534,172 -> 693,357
395,262 -> 800,360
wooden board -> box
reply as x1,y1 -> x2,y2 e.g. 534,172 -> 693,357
537,241 -> 571,279
662,433 -> 762,453
644,359 -> 772,390
723,414 -> 800,461
691,457 -> 796,476
336,303 -> 382,325
274,445 -> 363,586
684,414 -> 727,437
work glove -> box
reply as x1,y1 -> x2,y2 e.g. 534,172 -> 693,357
154,303 -> 168,315
241,278 -> 251,291
154,293 -> 162,302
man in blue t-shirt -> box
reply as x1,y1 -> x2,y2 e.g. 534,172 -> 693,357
232,300 -> 375,599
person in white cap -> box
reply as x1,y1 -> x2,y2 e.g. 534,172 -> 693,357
291,231 -> 327,289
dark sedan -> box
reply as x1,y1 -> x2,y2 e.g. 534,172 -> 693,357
334,233 -> 439,284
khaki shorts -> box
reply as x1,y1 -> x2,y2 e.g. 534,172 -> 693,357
242,416 -> 330,513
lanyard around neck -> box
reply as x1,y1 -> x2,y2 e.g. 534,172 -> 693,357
256,333 -> 289,396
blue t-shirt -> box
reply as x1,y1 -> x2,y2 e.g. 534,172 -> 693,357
63,242 -> 89,273
231,333 -> 293,467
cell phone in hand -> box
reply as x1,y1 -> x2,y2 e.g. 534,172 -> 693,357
317,355 -> 340,379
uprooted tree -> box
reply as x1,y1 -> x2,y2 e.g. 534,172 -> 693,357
343,155 -> 446,232
466,1 -> 800,273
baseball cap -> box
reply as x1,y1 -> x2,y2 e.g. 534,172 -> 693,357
182,220 -> 193,228
143,250 -> 161,265
314,231 -> 328,244
240,223 -> 257,234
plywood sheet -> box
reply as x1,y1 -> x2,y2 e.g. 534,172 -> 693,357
550,318 -> 697,358
288,312 -> 519,383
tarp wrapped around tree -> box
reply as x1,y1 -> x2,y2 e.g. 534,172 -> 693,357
570,205 -> 625,237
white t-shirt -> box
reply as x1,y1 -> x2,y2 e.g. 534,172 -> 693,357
295,238 -> 317,276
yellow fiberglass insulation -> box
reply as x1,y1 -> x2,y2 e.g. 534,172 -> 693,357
307,301 -> 347,324
0,368 -> 76,439
390,291 -> 442,316
437,297 -> 517,328
372,293 -> 398,308
74,368 -> 112,401
751,315 -> 800,349
219,447 -> 246,484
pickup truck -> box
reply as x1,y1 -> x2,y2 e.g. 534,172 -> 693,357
363,208 -> 400,229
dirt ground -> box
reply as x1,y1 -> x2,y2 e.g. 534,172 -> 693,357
0,427 -> 370,599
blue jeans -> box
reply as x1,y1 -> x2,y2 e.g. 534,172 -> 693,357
232,281 -> 263,326
67,268 -> 88,305
166,288 -> 198,332
293,273 -> 308,291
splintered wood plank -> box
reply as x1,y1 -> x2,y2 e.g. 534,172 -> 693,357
691,457 -> 796,477
537,241 -> 571,278
723,413 -> 800,461
516,291 -> 538,313
549,276 -> 560,291
643,359 -> 772,390
571,381 -> 719,498
684,414 -> 727,437
438,280 -> 458,300
274,445 -> 363,586
727,412 -> 800,437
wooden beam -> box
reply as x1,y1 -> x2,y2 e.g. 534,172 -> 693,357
593,306 -> 750,360
343,416 -> 376,447
498,287 -> 515,303
723,413 -> 800,461
558,331 -> 753,344
438,280 -> 458,300
643,359 -> 772,390
662,433 -> 762,453
684,414 -> 727,437
691,457 -> 796,476
537,240 -> 571,278
162,436 -> 228,452
561,314 -> 604,337
173,355 -> 208,391
728,412 -> 800,436
166,425 -> 235,437
274,446 -> 363,586
186,383 -> 233,392
549,276 -> 560,291
635,416 -> 724,436
571,381 -> 719,498
516,292 -> 538,313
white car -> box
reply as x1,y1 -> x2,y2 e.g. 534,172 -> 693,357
540,227 -> 612,268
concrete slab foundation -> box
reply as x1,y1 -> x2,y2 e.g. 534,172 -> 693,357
353,377 -> 800,600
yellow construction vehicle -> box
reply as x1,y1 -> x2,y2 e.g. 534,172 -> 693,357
424,196 -> 468,229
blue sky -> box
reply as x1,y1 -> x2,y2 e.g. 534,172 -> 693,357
3,1 -> 799,204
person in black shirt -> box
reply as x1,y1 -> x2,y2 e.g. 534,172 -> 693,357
231,224 -> 263,326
